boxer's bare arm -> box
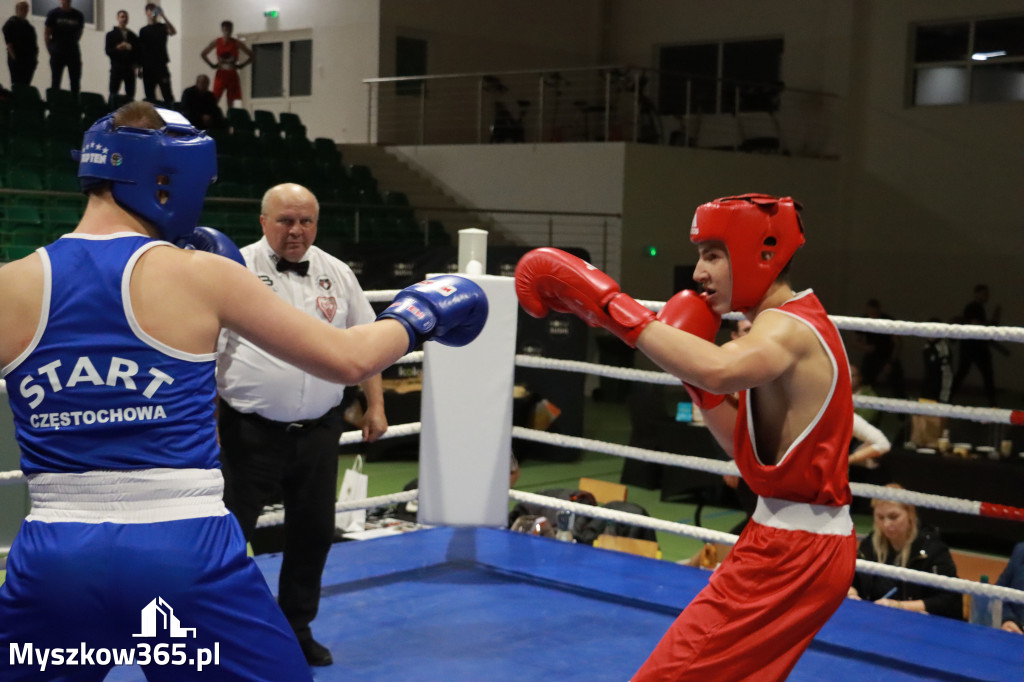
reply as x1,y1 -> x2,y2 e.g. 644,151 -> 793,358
131,246 -> 408,386
0,254 -> 44,367
640,311 -> 833,462
638,312 -> 801,394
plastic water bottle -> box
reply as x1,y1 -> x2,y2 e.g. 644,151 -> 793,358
970,576 -> 1002,627
555,510 -> 575,542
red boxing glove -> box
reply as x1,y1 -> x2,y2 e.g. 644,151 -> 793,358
657,289 -> 726,409
515,247 -> 655,348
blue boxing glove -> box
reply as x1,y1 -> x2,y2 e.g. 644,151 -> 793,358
378,276 -> 489,353
181,226 -> 246,266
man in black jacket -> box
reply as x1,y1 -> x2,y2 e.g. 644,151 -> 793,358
104,9 -> 139,106
3,1 -> 38,86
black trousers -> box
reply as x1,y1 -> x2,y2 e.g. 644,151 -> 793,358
218,399 -> 343,642
8,57 -> 37,86
108,63 -> 136,104
49,52 -> 81,95
141,64 -> 173,103
952,341 -> 996,406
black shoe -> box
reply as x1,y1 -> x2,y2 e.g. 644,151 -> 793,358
299,638 -> 333,667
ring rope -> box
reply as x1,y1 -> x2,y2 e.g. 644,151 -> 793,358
514,354 -> 1024,425
0,422 -> 426,488
507,489 -> 1024,606
256,489 -> 418,529
633,300 -> 1024,342
511,426 -> 1024,523
367,287 -> 1023,342
338,421 -> 422,446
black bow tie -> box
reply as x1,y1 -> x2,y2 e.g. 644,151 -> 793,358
276,258 -> 309,276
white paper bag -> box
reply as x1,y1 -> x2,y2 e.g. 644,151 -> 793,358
336,455 -> 368,533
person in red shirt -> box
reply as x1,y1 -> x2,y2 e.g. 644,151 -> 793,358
201,20 -> 252,108
515,194 -> 857,681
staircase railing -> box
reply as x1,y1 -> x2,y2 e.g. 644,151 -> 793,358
363,64 -> 842,158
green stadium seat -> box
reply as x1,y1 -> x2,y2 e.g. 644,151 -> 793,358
206,181 -> 253,199
12,84 -> 44,112
5,204 -> 43,225
383,191 -> 410,207
11,107 -> 46,136
227,108 -> 255,134
46,88 -> 81,116
278,112 -> 303,133
347,165 -> 377,191
44,169 -> 80,192
253,110 -> 280,140
78,92 -> 109,123
7,167 -> 44,191
44,206 -> 80,237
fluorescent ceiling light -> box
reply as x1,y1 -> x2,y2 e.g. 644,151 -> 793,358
971,51 -> 1007,61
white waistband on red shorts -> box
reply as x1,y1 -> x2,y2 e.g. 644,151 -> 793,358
26,468 -> 228,524
752,496 -> 853,535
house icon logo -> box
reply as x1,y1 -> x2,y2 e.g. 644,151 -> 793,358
132,597 -> 197,639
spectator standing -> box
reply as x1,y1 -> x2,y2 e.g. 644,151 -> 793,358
44,0 -> 83,96
180,73 -> 223,129
3,1 -> 37,87
856,298 -> 905,398
138,2 -> 175,103
951,284 -> 1001,406
217,183 -> 388,667
201,20 -> 252,108
104,9 -> 139,106
921,317 -> 953,403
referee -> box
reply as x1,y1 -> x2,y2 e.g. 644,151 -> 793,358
217,183 -> 388,667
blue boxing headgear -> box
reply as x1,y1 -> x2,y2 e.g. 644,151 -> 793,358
76,107 -> 217,244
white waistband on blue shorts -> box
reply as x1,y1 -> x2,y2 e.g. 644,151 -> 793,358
26,468 -> 229,524
752,496 -> 853,535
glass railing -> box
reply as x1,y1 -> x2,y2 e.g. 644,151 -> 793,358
363,65 -> 843,158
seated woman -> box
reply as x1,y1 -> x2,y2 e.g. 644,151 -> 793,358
848,484 -> 963,619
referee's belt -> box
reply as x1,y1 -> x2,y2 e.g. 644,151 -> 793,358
238,404 -> 341,432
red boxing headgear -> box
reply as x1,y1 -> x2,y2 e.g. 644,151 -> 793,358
689,194 -> 805,312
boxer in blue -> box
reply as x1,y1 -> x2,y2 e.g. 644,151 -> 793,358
0,101 -> 488,681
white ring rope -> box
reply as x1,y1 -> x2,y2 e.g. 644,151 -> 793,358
514,354 -> 1024,426
1,290 -> 1020,606
375,289 -> 1022,342
256,489 -> 418,529
507,489 -> 1024,606
637,301 -> 1024,343
338,421 -> 422,447
510,426 -> 1021,521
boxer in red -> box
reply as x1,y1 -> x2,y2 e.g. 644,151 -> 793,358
515,194 -> 857,681
201,20 -> 252,108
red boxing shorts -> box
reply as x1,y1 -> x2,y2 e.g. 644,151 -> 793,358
632,518 -> 857,682
213,69 -> 242,104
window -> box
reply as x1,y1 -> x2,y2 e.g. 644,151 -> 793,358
251,43 -> 284,98
658,38 -> 784,116
911,16 -> 1024,106
289,40 -> 313,97
250,34 -> 313,100
31,0 -> 95,24
395,36 -> 428,96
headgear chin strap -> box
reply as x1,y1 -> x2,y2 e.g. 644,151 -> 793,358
689,194 -> 805,312
76,108 -> 217,245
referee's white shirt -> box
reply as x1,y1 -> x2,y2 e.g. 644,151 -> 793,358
217,237 -> 376,423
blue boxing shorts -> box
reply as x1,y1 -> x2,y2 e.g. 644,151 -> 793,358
0,469 -> 311,682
